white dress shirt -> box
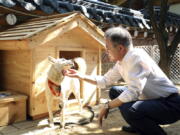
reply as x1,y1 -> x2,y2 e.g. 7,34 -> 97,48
95,48 -> 178,103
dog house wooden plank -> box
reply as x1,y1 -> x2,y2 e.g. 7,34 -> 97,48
0,40 -> 27,50
0,50 -> 31,96
0,28 -> 41,35
0,25 -> 49,33
0,33 -> 28,37
15,18 -> 64,27
0,94 -> 27,103
0,91 -> 27,126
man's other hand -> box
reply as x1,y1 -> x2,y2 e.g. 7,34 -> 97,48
98,105 -> 109,127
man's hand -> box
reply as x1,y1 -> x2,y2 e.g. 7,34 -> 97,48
62,69 -> 83,79
98,98 -> 124,127
63,69 -> 97,85
98,105 -> 109,127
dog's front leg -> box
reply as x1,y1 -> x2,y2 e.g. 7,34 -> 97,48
75,91 -> 83,113
73,80 -> 83,113
45,86 -> 54,127
60,95 -> 67,129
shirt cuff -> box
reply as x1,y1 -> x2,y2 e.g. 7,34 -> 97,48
94,76 -> 106,89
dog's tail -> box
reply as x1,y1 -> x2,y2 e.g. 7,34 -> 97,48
73,57 -> 87,74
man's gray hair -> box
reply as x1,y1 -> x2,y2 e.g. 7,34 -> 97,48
105,27 -> 133,49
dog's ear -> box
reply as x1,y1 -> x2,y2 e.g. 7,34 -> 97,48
48,56 -> 56,63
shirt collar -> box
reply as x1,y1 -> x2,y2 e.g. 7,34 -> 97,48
118,46 -> 134,64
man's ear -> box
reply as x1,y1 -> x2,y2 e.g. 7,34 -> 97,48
48,56 -> 56,63
119,45 -> 126,52
116,45 -> 122,52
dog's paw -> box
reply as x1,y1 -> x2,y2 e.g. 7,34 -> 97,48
49,123 -> 55,127
48,119 -> 55,127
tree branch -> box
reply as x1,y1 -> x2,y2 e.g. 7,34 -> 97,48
159,0 -> 168,30
159,0 -> 169,49
147,0 -> 159,33
147,0 -> 169,73
169,28 -> 180,64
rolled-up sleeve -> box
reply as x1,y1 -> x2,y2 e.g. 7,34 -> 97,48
95,62 -> 122,88
118,57 -> 151,103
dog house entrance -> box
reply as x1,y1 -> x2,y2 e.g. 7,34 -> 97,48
59,51 -> 81,60
59,51 -> 82,100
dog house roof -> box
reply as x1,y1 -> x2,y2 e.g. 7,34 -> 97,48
0,12 -> 105,48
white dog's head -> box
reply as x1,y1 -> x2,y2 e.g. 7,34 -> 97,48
47,56 -> 74,85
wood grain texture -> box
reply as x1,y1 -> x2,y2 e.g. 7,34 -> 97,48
0,91 -> 27,126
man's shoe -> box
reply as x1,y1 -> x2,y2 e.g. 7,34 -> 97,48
122,126 -> 137,133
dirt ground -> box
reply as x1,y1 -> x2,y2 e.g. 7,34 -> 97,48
58,87 -> 180,135
0,86 -> 180,135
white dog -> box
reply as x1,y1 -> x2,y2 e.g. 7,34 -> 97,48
46,56 -> 86,128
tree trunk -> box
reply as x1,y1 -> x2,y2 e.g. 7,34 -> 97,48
147,0 -> 171,76
159,57 -> 170,77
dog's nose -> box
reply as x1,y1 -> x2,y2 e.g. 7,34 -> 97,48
69,60 -> 74,66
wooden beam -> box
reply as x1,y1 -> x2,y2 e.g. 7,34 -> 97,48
134,30 -> 138,37
108,0 -> 127,5
170,26 -> 173,32
165,27 -> 168,33
96,45 -> 102,104
0,15 -> 8,26
0,40 -> 28,50
132,31 -> 154,39
126,26 -> 130,30
144,31 -> 148,38
175,27 -> 178,32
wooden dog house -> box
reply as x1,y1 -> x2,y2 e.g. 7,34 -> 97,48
0,12 -> 105,119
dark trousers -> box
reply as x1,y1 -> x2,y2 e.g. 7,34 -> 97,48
109,86 -> 180,135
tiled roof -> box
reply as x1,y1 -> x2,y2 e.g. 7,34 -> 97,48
0,12 -> 104,41
0,0 -> 150,30
0,0 -> 179,30
141,7 -> 180,28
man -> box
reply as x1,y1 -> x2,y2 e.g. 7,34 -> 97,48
64,27 -> 180,135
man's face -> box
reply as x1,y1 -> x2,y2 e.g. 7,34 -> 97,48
105,39 -> 126,62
